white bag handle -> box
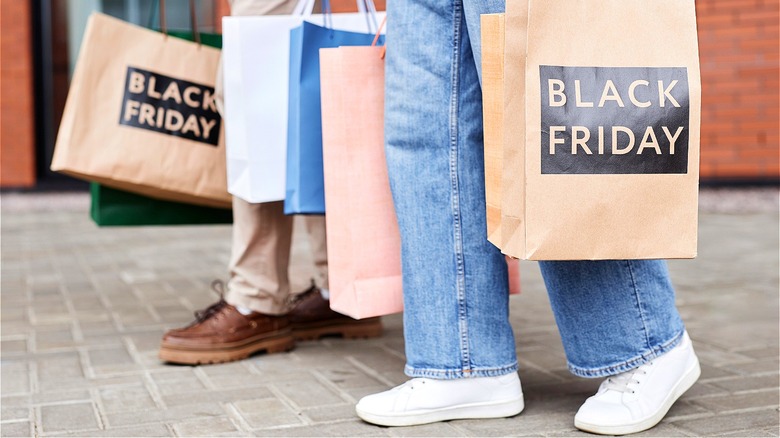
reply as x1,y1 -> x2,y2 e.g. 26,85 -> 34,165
292,0 -> 317,17
362,0 -> 380,34
317,0 -> 380,32
294,0 -> 376,18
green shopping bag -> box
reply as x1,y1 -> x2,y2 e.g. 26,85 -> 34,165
90,183 -> 232,226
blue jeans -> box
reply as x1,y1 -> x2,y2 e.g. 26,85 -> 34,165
384,0 -> 686,379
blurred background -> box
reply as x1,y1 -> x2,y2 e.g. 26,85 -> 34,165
0,0 -> 777,192
0,0 -> 778,192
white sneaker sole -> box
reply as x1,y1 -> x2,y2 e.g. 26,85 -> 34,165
574,357 -> 701,436
356,396 -> 525,427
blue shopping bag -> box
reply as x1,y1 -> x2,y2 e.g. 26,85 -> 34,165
285,19 -> 383,215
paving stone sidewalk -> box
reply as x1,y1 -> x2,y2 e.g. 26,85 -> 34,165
1,190 -> 778,437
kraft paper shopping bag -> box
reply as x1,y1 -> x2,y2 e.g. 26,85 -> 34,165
481,13 -> 506,247
499,0 -> 529,257
285,21 -> 383,215
222,2 -> 385,204
500,0 -> 701,260
319,44 -> 403,319
51,13 -> 230,208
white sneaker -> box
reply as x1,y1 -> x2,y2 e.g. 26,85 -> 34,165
574,331 -> 701,435
355,373 -> 524,427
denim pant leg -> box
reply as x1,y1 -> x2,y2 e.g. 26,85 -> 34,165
385,0 -> 517,379
539,260 -> 686,378
460,0 -> 686,379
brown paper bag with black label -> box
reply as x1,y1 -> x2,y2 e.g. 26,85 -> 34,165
481,13 -> 505,247
499,0 -> 529,257
51,13 -> 230,208
502,0 -> 701,260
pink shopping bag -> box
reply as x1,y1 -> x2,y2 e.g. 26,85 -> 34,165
319,43 -> 403,319
320,34 -> 519,319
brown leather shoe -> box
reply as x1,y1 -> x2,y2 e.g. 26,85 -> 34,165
288,285 -> 383,341
159,284 -> 294,365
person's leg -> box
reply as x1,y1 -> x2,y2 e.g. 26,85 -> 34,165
289,216 -> 383,340
356,0 -> 522,426
463,0 -> 700,432
158,198 -> 296,365
303,216 -> 329,291
539,260 -> 700,435
540,260 -> 684,377
226,199 -> 293,315
386,0 -> 513,381
161,197 -> 382,364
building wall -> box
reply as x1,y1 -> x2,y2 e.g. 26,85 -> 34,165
0,1 -> 37,187
0,0 -> 777,188
697,0 -> 779,180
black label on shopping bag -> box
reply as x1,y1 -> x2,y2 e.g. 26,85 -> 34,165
540,66 -> 689,174
119,66 -> 221,146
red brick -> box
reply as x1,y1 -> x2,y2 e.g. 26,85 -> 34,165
702,148 -> 739,159
713,107 -> 761,118
739,38 -> 780,51
696,13 -> 735,26
738,124 -> 780,134
717,162 -> 775,177
738,148 -> 780,159
737,66 -> 780,78
0,0 -> 36,187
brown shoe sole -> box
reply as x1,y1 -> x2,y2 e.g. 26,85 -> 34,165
292,317 -> 383,341
159,332 -> 295,365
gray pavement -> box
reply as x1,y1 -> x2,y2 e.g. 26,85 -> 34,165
1,189 -> 778,437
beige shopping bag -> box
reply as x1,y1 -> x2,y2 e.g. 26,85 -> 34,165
481,13 -> 505,247
51,13 -> 230,208
319,44 -> 404,319
499,0 -> 530,257
500,0 -> 701,260
481,16 -> 523,294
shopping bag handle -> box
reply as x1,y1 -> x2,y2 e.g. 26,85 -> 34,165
371,16 -> 387,59
159,0 -> 202,45
292,0 -> 317,17
371,16 -> 386,46
361,0 -> 380,36
319,0 -> 380,33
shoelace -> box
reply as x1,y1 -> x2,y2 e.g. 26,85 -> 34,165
602,361 -> 654,394
285,279 -> 318,308
192,280 -> 228,323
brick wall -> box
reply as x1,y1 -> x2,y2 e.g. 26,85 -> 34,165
697,0 -> 780,181
0,1 -> 36,187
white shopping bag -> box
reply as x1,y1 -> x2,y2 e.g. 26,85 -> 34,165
222,0 -> 384,203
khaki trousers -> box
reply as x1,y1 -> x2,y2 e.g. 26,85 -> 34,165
225,198 -> 328,315
220,0 -> 328,315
